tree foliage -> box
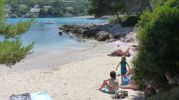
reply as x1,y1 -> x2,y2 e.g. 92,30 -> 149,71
5,0 -> 90,17
0,40 -> 34,65
0,0 -> 4,23
149,86 -> 179,100
88,0 -> 111,17
133,0 -> 179,93
46,0 -> 65,17
15,6 -> 29,17
88,0 -> 153,17
39,8 -> 47,17
0,0 -> 34,65
0,19 -> 33,38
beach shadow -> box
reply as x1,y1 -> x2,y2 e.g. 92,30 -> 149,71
107,54 -> 131,58
130,92 -> 145,100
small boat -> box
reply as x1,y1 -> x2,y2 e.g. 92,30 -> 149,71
45,20 -> 56,24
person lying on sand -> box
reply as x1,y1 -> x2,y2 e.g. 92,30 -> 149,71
112,45 -> 123,56
124,48 -> 130,57
108,46 -> 131,57
98,71 -> 119,93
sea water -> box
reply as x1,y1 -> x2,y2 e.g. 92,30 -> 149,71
5,18 -> 108,53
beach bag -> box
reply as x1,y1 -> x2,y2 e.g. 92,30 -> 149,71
114,90 -> 128,99
9,93 -> 31,100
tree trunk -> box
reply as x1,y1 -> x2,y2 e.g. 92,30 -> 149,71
146,0 -> 153,12
136,0 -> 141,15
115,12 -> 121,22
125,0 -> 131,15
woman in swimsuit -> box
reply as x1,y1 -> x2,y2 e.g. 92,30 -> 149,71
98,71 -> 119,93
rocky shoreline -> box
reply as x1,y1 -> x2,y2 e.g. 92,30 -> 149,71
59,23 -> 136,42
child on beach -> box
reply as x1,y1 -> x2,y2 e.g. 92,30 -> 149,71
116,56 -> 130,85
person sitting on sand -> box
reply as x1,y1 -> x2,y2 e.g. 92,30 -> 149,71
118,69 -> 138,90
116,56 -> 130,85
98,71 -> 119,93
119,78 -> 138,90
99,70 -> 138,92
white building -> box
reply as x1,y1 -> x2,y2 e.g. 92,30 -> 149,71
29,5 -> 40,17
19,4 -> 28,8
63,0 -> 76,3
43,6 -> 51,11
4,5 -> 12,17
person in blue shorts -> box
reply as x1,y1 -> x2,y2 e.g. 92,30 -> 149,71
116,56 -> 130,85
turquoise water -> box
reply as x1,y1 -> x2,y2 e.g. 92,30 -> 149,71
5,18 -> 108,52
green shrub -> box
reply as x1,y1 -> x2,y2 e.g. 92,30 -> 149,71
0,19 -> 34,65
0,40 -> 34,65
149,87 -> 179,100
0,19 -> 33,38
109,16 -> 122,24
0,0 -> 34,65
121,16 -> 140,27
133,0 -> 179,92
109,15 -> 140,27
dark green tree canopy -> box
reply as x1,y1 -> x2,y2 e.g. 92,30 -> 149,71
88,0 -> 153,17
4,0 -> 90,17
88,0 -> 112,17
133,0 -> 179,94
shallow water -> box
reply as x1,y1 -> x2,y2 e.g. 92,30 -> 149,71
5,18 -> 108,53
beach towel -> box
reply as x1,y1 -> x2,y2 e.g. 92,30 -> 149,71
31,92 -> 52,100
9,92 -> 52,100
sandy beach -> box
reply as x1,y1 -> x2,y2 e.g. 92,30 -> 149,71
0,41 -> 143,100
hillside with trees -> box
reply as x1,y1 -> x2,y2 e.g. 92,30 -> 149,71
4,0 -> 90,17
